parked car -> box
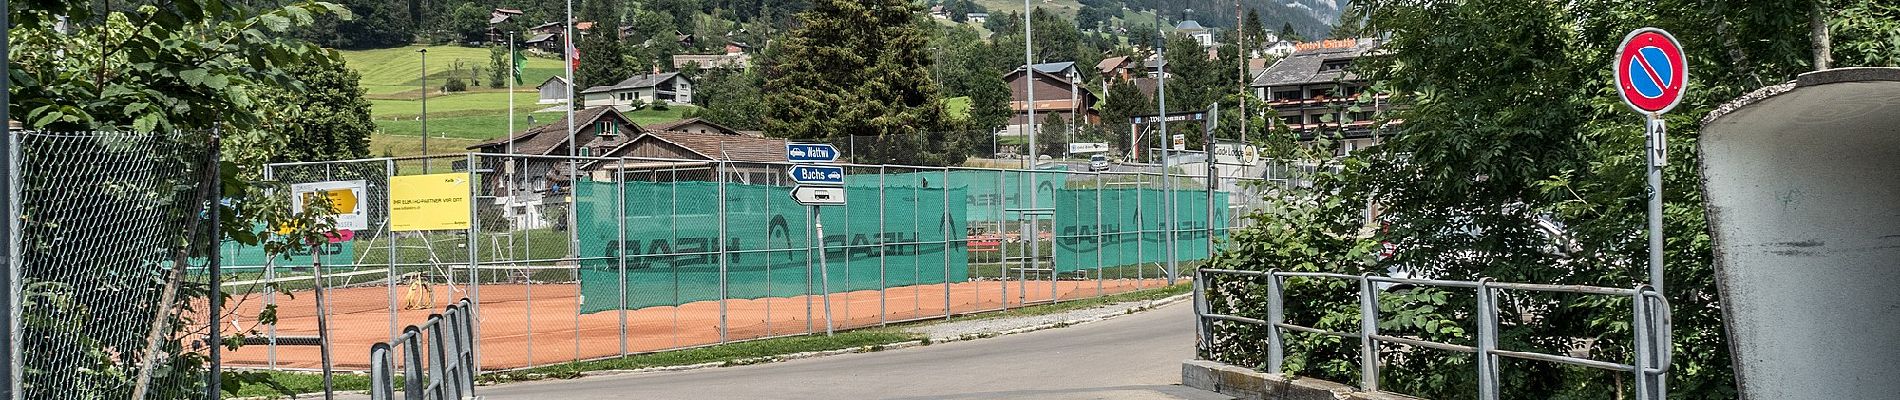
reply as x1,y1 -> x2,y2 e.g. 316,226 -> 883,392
1088,154 -> 1110,172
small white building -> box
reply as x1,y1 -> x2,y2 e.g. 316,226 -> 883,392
536,76 -> 570,104
579,72 -> 694,110
967,13 -> 988,24
1176,21 -> 1214,47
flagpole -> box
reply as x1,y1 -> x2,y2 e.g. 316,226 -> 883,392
509,32 -> 517,157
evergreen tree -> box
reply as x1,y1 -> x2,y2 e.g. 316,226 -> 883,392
1099,78 -> 1151,153
1039,113 -> 1070,157
765,0 -> 962,166
302,0 -> 415,49
1244,9 -> 1268,44
575,0 -> 629,88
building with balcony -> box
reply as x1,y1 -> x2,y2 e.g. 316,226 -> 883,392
1251,39 -> 1393,155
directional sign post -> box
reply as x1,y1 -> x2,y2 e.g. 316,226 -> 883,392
1615,27 -> 1685,400
786,143 -> 841,163
786,143 -> 845,336
787,165 -> 846,186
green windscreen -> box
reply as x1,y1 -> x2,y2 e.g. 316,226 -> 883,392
574,178 -> 969,313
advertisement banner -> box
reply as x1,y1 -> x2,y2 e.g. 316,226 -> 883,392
290,180 -> 370,231
389,173 -> 471,231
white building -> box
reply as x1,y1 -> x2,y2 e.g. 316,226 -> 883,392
1176,21 -> 1215,47
579,72 -> 694,110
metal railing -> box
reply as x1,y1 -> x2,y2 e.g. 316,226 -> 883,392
1193,268 -> 1672,400
370,298 -> 477,400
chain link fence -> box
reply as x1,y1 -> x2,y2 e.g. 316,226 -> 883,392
13,130 -> 219,399
204,152 -> 1281,373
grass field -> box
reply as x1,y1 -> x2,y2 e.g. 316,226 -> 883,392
944,96 -> 972,120
974,0 -> 1085,17
340,45 -> 569,96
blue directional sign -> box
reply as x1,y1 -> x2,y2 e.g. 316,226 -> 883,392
787,165 -> 846,185
786,143 -> 841,163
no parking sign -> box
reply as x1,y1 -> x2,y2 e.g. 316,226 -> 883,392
1616,28 -> 1688,114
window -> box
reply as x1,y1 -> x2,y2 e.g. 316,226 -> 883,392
1320,59 -> 1351,72
1281,116 -> 1301,126
1273,90 -> 1301,101
1308,87 -> 1333,98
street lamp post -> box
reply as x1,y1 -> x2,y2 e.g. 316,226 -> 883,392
418,48 -> 430,172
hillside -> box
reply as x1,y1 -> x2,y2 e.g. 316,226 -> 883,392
971,0 -> 1339,40
339,45 -> 568,97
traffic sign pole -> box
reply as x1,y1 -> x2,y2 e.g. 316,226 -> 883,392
1616,27 -> 1683,400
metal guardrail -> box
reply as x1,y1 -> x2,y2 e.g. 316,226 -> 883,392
370,298 -> 477,400
1193,268 -> 1672,400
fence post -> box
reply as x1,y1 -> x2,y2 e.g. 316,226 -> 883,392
456,299 -> 476,396
370,344 -> 394,400
616,159 -> 628,356
996,170 -> 1007,311
716,160 -> 729,343
1191,267 -> 1211,357
1094,172 -> 1104,299
402,326 -> 424,399
1358,274 -> 1380,391
463,153 -> 482,375
942,167 -> 952,320
427,316 -> 448,399
1265,269 -> 1284,374
1632,286 -> 1653,400
384,159 -> 398,355
1476,278 -> 1498,400
878,166 -> 887,325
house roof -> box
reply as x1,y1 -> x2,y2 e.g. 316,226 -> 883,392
1251,40 -> 1378,88
470,106 -> 628,155
673,53 -> 752,69
529,21 -> 562,31
1004,68 -> 1100,104
644,118 -> 743,136
589,131 -> 789,166
1095,56 -> 1130,75
580,72 -> 684,94
1029,62 -> 1078,76
536,75 -> 568,89
524,33 -> 557,44
1175,21 -> 1206,31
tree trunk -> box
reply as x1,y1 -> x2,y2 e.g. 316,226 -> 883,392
1812,0 -> 1832,70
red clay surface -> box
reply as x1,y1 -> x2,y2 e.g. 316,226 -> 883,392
217,278 -> 1172,371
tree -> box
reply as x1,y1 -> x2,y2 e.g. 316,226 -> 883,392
490,45 -> 510,89
576,0 -> 630,88
1039,113 -> 1070,156
446,1 -> 491,44
764,0 -> 964,166
1243,9 -> 1268,44
695,68 -> 768,130
1279,21 -> 1301,42
1209,0 -> 1885,398
300,0 -> 415,49
10,0 -> 350,397
267,61 -> 377,162
1099,78 -> 1151,153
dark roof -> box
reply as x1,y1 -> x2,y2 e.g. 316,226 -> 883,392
1029,62 -> 1077,75
580,72 -> 684,94
643,118 -> 742,136
1251,41 -> 1378,88
470,106 -> 626,155
587,131 -> 788,168
1175,21 -> 1206,31
1004,68 -> 1091,96
523,33 -> 557,44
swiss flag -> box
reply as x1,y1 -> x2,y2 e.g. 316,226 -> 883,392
567,36 -> 579,70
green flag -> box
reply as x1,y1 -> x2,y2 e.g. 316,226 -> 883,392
512,48 -> 528,85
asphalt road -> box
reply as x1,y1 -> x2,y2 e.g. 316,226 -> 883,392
470,302 -> 1229,400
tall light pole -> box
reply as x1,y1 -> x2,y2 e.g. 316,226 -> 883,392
1156,34 -> 1177,285
1023,0 -> 1037,169
1,0 -> 15,397
418,48 -> 430,172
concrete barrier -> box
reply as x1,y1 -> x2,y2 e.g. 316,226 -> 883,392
1698,67 -> 1900,400
1182,360 -> 1425,400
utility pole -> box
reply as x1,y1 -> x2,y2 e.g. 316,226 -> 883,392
1024,0 -> 1037,169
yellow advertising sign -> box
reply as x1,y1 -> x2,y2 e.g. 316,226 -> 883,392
389,173 -> 472,231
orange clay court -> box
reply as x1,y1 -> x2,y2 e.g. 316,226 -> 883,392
217,278 -> 1173,371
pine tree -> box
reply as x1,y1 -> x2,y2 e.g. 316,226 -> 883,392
575,0 -> 629,88
765,0 -> 962,166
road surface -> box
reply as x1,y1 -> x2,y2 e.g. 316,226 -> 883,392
472,302 -> 1227,399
